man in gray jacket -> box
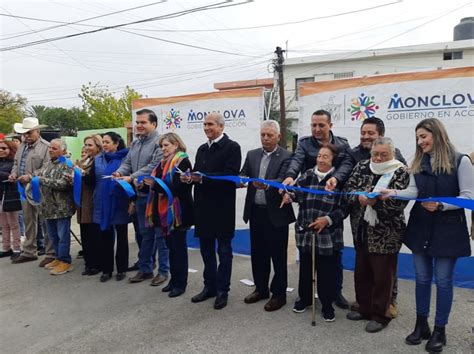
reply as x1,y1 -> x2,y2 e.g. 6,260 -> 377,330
9,118 -> 54,265
113,109 -> 168,284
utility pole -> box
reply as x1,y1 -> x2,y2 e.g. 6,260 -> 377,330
274,46 -> 287,148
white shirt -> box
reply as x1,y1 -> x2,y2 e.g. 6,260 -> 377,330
207,134 -> 225,147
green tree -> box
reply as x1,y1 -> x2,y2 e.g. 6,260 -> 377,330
26,105 -> 48,121
79,83 -> 142,129
0,89 -> 26,134
40,107 -> 90,136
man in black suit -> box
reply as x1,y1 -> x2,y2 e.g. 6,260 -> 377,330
185,112 -> 241,310
240,120 -> 296,311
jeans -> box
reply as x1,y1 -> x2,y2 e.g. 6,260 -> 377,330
200,236 -> 233,294
136,197 -> 169,275
412,253 -> 457,327
46,218 -> 72,264
36,216 -> 45,250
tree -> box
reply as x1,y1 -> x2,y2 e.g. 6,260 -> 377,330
40,107 -> 90,136
79,83 -> 142,129
0,90 -> 27,134
26,105 -> 48,121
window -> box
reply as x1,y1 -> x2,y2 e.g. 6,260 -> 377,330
443,51 -> 463,60
295,77 -> 314,100
333,71 -> 354,80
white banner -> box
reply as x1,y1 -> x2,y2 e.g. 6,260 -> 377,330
132,88 -> 265,228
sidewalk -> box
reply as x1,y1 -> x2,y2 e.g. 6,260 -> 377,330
0,233 -> 473,353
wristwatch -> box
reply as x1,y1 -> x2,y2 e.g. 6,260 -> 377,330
437,202 -> 444,211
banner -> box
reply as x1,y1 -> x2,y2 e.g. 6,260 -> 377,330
132,88 -> 265,228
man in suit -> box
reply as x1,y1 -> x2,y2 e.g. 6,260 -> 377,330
184,112 -> 241,310
240,120 -> 296,311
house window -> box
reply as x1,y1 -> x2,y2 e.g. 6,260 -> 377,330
333,71 -> 354,80
443,51 -> 463,60
295,77 -> 314,100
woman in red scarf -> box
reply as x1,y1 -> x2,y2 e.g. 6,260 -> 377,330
143,133 -> 194,297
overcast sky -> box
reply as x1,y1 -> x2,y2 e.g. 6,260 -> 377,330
0,0 -> 472,108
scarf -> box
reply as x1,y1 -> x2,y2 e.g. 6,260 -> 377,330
364,159 -> 404,226
145,151 -> 188,236
313,167 -> 335,182
100,148 -> 129,231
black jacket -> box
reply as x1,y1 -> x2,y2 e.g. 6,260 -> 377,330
0,159 -> 15,201
240,146 -> 296,228
193,134 -> 241,238
350,145 -> 407,165
286,133 -> 354,185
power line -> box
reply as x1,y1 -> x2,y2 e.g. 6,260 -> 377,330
0,1 -> 252,52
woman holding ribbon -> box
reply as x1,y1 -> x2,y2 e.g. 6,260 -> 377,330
0,140 -> 22,259
381,119 -> 473,352
282,144 -> 346,322
93,132 -> 131,282
76,135 -> 102,276
142,132 -> 194,297
343,137 -> 409,333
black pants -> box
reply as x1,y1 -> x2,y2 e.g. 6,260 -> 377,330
100,224 -> 129,274
298,249 -> 339,314
165,229 -> 188,291
80,223 -> 101,270
199,236 -> 233,295
250,205 -> 289,299
335,249 -> 344,294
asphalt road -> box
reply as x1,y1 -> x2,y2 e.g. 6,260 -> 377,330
1,236 -> 473,353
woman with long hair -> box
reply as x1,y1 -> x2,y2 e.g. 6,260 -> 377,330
382,118 -> 473,352
77,135 -> 103,276
0,140 -> 21,259
93,132 -> 131,282
141,132 -> 194,297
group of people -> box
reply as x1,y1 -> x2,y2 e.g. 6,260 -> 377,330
0,109 -> 472,353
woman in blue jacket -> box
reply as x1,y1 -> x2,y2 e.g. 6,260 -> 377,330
93,132 -> 131,282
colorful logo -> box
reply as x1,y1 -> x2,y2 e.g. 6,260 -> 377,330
164,108 -> 182,129
347,93 -> 379,121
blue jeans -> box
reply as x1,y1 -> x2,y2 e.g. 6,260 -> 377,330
412,253 -> 457,327
46,218 -> 71,264
36,216 -> 45,250
200,237 -> 233,294
136,197 -> 169,275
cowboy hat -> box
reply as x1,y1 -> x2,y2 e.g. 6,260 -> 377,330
13,117 -> 42,134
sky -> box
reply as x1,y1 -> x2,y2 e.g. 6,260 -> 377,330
0,0 -> 472,108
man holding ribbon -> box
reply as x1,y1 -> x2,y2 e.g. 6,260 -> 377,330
343,137 -> 409,333
183,112 -> 241,310
36,139 -> 75,275
9,117 -> 54,265
240,120 -> 295,312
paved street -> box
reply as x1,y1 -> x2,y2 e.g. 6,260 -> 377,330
1,233 -> 473,353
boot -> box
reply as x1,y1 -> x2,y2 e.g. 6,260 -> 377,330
425,326 -> 446,353
405,315 -> 431,345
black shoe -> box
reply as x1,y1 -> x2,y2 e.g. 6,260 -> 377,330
81,267 -> 91,276
425,326 -> 446,352
100,273 -> 112,282
37,248 -> 46,256
88,268 -> 100,276
10,252 -> 21,260
127,262 -> 139,272
214,293 -> 228,310
169,288 -> 185,298
116,273 -> 126,281
346,311 -> 365,321
0,249 -> 13,258
162,282 -> 173,292
191,288 -> 217,303
293,299 -> 311,313
406,315 -> 431,345
334,293 -> 349,309
77,250 -> 84,259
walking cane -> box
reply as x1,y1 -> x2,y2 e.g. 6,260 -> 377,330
311,232 -> 316,326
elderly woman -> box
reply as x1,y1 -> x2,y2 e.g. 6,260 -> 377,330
37,139 -> 75,275
382,119 -> 473,352
282,144 -> 346,322
0,140 -> 21,259
76,135 -> 102,276
141,133 -> 194,296
344,137 -> 409,333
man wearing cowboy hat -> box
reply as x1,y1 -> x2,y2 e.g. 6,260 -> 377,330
9,117 -> 54,265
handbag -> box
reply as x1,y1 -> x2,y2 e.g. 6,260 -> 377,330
1,183 -> 22,212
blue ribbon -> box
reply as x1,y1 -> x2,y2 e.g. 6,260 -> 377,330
137,175 -> 174,226
73,168 -> 82,207
17,181 -> 26,202
30,176 -> 41,204
58,156 -> 74,168
203,175 -> 474,211
115,179 -> 136,198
